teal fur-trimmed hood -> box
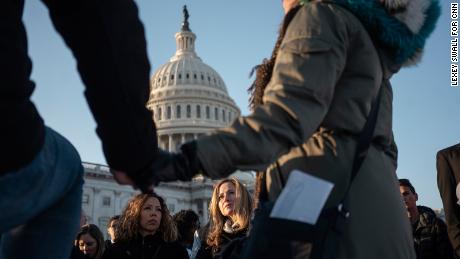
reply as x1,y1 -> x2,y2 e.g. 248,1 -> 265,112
300,0 -> 441,66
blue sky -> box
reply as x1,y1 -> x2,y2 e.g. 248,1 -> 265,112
23,1 -> 457,209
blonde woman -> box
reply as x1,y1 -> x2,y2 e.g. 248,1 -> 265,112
103,193 -> 188,259
195,178 -> 252,259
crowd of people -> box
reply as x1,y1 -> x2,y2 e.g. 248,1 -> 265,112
70,174 -> 460,259
69,178 -> 252,259
1,0 -> 455,258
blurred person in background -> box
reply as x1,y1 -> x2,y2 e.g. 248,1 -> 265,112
74,224 -> 105,259
174,210 -> 200,258
105,215 -> 120,249
399,179 -> 454,259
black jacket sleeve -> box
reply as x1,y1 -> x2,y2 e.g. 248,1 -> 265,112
44,0 -> 158,173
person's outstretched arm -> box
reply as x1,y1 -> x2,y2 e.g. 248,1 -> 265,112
42,0 -> 158,185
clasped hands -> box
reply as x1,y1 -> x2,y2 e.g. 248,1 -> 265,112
111,141 -> 203,193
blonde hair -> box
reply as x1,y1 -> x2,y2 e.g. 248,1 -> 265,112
207,178 -> 253,248
116,193 -> 178,242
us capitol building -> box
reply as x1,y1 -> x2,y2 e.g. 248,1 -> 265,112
81,7 -> 254,233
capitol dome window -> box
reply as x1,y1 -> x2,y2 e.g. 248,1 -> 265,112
201,74 -> 204,80
178,73 -> 182,79
187,105 -> 191,118
214,107 -> 218,120
158,107 -> 162,120
222,110 -> 226,122
170,74 -> 174,80
196,105 -> 201,118
206,106 -> 210,119
167,106 -> 172,119
186,73 -> 190,79
176,105 -> 181,119
194,74 -> 197,79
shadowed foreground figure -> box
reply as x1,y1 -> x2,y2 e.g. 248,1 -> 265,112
437,143 -> 460,257
0,0 -> 160,258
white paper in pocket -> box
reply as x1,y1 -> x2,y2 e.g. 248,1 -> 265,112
269,169 -> 334,225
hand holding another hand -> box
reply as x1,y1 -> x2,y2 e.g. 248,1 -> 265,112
110,141 -> 203,193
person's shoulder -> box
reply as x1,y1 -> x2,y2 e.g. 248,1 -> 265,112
284,2 -> 357,47
437,143 -> 460,158
418,205 -> 446,227
297,1 -> 358,25
418,205 -> 436,219
293,2 -> 342,25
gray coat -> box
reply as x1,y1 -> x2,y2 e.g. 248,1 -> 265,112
194,2 -> 421,258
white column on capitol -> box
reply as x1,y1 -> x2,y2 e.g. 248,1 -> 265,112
181,133 -> 186,145
202,199 -> 208,222
168,134 -> 174,152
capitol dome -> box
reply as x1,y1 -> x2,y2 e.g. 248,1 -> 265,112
79,7 -> 252,231
147,6 -> 240,151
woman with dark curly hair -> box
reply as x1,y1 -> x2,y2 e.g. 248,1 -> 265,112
195,178 -> 252,259
103,193 -> 188,259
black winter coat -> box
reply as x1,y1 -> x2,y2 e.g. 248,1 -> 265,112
195,229 -> 247,259
103,234 -> 188,259
413,206 -> 454,259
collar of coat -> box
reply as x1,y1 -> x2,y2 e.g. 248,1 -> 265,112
299,0 -> 441,67
415,205 -> 438,231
